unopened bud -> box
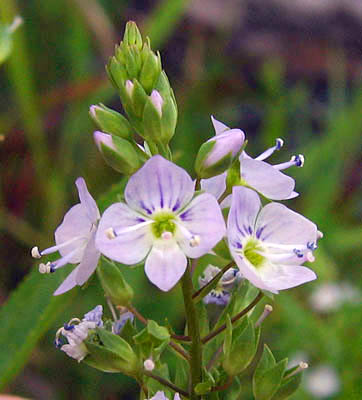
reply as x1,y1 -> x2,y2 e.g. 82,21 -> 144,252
143,358 -> 155,371
90,105 -> 132,139
150,90 -> 163,116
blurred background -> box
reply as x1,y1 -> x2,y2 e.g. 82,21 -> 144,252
0,0 -> 361,399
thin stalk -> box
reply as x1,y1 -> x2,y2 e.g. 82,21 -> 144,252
127,304 -> 148,325
181,263 -> 202,399
169,341 -> 190,361
144,371 -> 189,398
201,292 -> 263,344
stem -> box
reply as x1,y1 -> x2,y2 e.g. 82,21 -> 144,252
127,304 -> 148,325
181,264 -> 202,399
192,261 -> 234,303
169,341 -> 190,361
144,371 -> 189,398
106,297 -> 118,321
211,376 -> 233,392
201,292 -> 263,344
195,178 -> 201,191
171,333 -> 191,342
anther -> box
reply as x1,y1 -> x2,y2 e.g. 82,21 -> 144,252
31,246 -> 41,259
292,154 -> 304,167
64,324 -> 75,331
317,230 -> 324,239
161,231 -> 173,240
105,227 -> 116,239
275,138 -> 284,150
293,249 -> 304,258
256,304 -> 273,327
39,262 -> 52,274
190,235 -> 201,247
143,358 -> 155,371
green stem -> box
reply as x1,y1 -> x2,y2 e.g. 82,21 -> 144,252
144,371 -> 189,398
181,263 -> 202,399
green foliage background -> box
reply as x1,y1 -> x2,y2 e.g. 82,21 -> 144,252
0,0 -> 361,399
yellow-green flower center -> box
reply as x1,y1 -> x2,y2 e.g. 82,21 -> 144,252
244,239 -> 265,268
152,212 -> 176,238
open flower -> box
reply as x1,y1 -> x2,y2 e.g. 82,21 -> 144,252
96,155 -> 226,291
199,265 -> 242,306
227,186 -> 319,293
202,136 -> 303,201
148,392 -> 180,400
31,178 -> 100,295
55,305 -> 103,362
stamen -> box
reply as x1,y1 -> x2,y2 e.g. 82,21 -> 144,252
285,362 -> 309,379
39,262 -> 52,274
317,230 -> 324,239
143,358 -> 155,371
39,235 -> 86,256
105,227 -> 116,239
51,248 -> 80,271
112,220 -> 153,237
31,246 -> 41,259
161,231 -> 173,240
306,251 -> 315,262
190,235 -> 201,247
256,304 -> 273,327
273,154 -> 305,170
255,138 -> 284,161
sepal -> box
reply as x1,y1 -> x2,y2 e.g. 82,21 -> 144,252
90,104 -> 132,139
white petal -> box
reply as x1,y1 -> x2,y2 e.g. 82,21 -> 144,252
75,177 -> 100,222
256,202 -> 317,246
227,186 -> 261,251
211,115 -> 230,135
241,157 -> 295,200
125,155 -> 195,215
145,242 -> 187,291
76,231 -> 100,285
177,193 -> 226,258
54,266 -> 79,295
55,204 -> 93,263
201,172 -> 226,200
260,263 -> 317,291
95,203 -> 153,264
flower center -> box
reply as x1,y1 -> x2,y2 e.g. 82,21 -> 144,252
243,239 -> 265,268
152,212 -> 176,238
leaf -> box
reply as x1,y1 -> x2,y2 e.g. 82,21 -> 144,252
0,266 -> 75,389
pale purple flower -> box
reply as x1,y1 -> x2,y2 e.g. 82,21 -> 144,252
148,392 -> 180,400
55,305 -> 103,362
96,155 -> 226,291
31,178 -> 100,295
227,186 -> 319,294
201,136 -> 303,201
199,265 -> 242,306
112,312 -> 134,334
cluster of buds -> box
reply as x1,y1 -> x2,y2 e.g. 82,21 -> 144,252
105,21 -> 177,156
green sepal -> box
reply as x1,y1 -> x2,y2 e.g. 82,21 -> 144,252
223,317 -> 257,375
142,96 -> 163,142
271,370 -> 303,400
90,104 -> 132,139
194,140 -> 216,177
253,345 -> 288,400
97,257 -> 134,306
123,21 -> 143,49
106,57 -> 127,89
159,96 -> 177,145
131,79 -> 149,118
100,135 -> 142,175
139,49 -> 161,94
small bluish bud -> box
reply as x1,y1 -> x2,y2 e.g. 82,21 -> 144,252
90,104 -> 132,139
93,131 -> 142,175
195,121 -> 245,179
97,256 -> 134,306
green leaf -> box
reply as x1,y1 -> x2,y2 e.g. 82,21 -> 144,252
0,266 -> 75,389
272,371 -> 303,400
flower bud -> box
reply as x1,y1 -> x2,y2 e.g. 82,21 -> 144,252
123,21 -> 142,49
97,256 -> 134,306
94,131 -> 142,175
89,104 -> 132,139
195,127 -> 245,179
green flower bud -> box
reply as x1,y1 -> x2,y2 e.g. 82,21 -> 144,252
90,104 -> 132,139
253,345 -> 288,400
85,328 -> 140,376
94,131 -> 142,175
96,256 -> 134,306
223,316 -> 259,376
123,21 -> 143,49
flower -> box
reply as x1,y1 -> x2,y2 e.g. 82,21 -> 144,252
195,116 -> 245,178
96,155 -> 226,291
198,265 -> 242,306
31,178 -> 100,295
112,311 -> 134,334
55,305 -> 103,362
227,186 -> 319,293
148,392 -> 180,400
201,136 -> 303,201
